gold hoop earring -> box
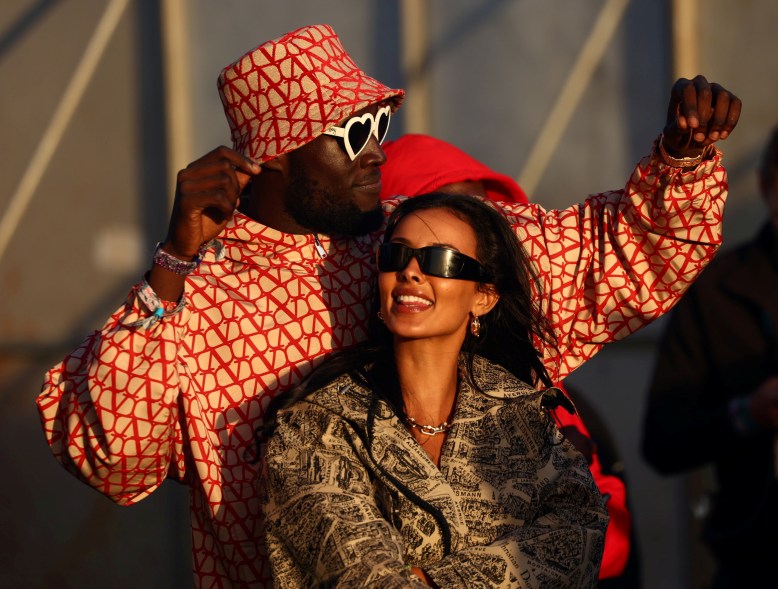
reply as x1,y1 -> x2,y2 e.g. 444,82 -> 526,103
470,314 -> 481,337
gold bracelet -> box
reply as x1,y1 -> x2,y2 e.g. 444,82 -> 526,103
657,134 -> 706,168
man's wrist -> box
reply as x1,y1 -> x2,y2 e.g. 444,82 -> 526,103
657,134 -> 708,168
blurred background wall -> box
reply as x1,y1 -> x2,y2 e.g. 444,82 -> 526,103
1,1 -> 775,587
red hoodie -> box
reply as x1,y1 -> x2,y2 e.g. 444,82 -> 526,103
380,134 -> 528,203
380,133 -> 633,582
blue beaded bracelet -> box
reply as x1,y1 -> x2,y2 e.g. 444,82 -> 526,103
127,279 -> 187,329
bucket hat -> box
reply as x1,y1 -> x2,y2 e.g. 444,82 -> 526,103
218,24 -> 404,163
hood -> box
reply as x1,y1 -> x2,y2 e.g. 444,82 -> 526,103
379,134 -> 528,203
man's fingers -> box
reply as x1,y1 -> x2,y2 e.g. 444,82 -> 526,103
680,78 -> 701,130
667,78 -> 690,131
215,146 -> 261,175
193,190 -> 239,223
703,84 -> 731,142
181,160 -> 252,201
178,176 -> 233,202
189,146 -> 261,176
719,88 -> 742,140
689,75 -> 713,142
235,167 -> 258,193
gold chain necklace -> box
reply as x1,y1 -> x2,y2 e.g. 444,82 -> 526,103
405,416 -> 453,436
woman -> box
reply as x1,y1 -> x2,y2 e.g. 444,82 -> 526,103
260,193 -> 608,588
380,133 -> 637,585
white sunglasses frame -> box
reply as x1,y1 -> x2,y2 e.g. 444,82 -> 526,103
322,105 -> 392,160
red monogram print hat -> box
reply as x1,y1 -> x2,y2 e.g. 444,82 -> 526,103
218,24 -> 405,163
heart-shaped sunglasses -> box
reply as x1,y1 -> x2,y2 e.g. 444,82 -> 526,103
322,105 -> 392,160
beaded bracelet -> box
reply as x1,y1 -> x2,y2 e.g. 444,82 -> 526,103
153,242 -> 211,275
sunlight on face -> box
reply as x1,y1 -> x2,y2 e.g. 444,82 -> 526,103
378,208 -> 484,347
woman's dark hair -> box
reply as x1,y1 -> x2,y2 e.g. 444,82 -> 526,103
258,193 -> 557,439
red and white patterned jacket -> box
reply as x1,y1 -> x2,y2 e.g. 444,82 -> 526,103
37,149 -> 726,588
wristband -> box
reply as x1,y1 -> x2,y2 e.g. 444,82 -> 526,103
657,133 -> 709,168
126,278 -> 188,329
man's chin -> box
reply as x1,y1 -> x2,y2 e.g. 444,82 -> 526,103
294,203 -> 383,237
353,185 -> 381,210
351,205 -> 384,235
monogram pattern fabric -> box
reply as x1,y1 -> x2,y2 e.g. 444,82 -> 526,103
37,150 -> 726,588
262,356 -> 608,588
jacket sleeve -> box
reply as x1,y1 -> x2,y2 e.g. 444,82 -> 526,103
423,436 -> 608,588
262,404 -> 425,589
500,145 -> 727,381
35,283 -> 190,505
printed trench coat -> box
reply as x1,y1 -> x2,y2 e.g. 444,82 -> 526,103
263,356 -> 608,588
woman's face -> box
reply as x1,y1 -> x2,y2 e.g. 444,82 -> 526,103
378,208 -> 496,345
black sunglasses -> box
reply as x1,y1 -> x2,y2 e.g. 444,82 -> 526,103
322,105 -> 392,160
377,242 -> 489,281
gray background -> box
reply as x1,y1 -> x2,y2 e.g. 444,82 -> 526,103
1,1 -> 775,587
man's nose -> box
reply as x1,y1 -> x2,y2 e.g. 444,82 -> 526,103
360,135 -> 387,166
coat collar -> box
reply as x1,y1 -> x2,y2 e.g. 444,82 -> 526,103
303,355 -> 570,429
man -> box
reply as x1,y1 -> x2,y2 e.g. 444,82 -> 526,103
642,127 -> 778,588
37,24 -> 740,588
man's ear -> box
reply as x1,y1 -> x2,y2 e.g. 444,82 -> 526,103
248,153 -> 291,202
473,284 -> 499,317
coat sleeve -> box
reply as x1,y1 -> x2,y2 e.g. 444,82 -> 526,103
35,283 -> 190,505
262,404 -> 425,589
423,435 -> 608,589
500,145 -> 727,381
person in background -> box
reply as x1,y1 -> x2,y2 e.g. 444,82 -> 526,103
642,127 -> 778,589
36,21 -> 740,588
380,133 -> 638,585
